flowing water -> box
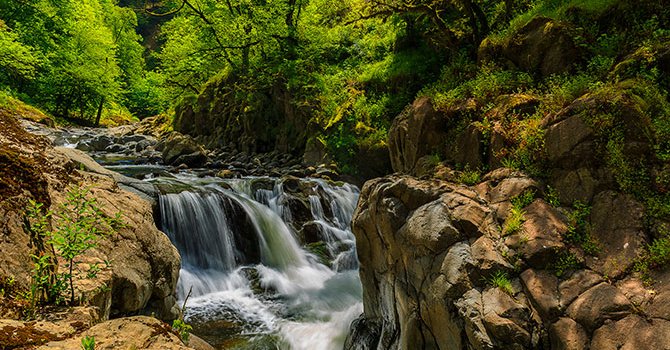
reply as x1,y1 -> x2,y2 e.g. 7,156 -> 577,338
154,174 -> 362,349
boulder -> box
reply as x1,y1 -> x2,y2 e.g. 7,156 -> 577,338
520,269 -> 560,321
558,269 -> 604,310
387,97 -> 448,174
346,175 -> 538,350
505,200 -> 567,268
159,132 -> 208,167
0,113 -> 180,321
590,315 -> 670,350
479,17 -> 580,77
565,282 -> 632,331
549,317 -> 588,350
40,316 -> 192,349
585,191 -> 647,278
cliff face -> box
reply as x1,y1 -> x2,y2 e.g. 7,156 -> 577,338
346,172 -> 670,349
347,12 -> 670,348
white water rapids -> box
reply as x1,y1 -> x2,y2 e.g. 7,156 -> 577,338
155,175 -> 362,349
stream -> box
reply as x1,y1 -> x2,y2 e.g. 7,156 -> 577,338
32,123 -> 364,349
153,174 -> 362,349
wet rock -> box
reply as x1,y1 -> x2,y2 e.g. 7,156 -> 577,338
159,132 -> 208,167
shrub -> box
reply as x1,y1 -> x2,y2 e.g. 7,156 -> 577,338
564,201 -> 599,255
553,252 -> 581,277
458,167 -> 482,185
25,186 -> 123,305
172,319 -> 193,343
504,190 -> 535,235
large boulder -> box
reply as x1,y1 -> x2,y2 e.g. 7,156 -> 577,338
158,132 -> 208,167
478,17 -> 581,77
346,175 -> 539,349
388,97 -> 449,174
40,316 -> 192,350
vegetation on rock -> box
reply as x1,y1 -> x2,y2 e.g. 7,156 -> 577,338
24,186 -> 123,306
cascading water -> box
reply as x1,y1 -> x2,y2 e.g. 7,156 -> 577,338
155,175 -> 362,349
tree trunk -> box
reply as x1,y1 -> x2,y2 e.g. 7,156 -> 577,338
95,96 -> 105,127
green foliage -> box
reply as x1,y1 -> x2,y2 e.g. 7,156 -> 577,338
0,276 -> 16,299
512,190 -> 537,209
553,252 -> 581,277
172,319 -> 193,343
25,186 -> 123,306
0,20 -> 39,83
504,206 -> 525,236
564,201 -> 599,255
0,0 -> 166,123
458,167 -> 482,186
634,224 -> 670,282
425,64 -> 534,109
487,270 -> 514,295
503,190 -> 535,235
81,335 -> 95,350
545,186 -> 561,207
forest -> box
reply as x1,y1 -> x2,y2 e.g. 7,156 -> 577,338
3,0 -> 665,175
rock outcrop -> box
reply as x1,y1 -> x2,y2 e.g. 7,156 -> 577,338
0,109 -> 181,321
478,17 -> 581,77
345,174 -> 667,349
40,316 -> 192,350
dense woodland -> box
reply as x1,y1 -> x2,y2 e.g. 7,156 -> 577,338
0,0 -> 669,174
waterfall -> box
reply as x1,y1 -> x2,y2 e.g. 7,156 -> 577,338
155,175 -> 362,350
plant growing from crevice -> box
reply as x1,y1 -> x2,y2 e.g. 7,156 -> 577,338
553,252 -> 581,277
173,287 -> 193,344
81,335 -> 95,350
487,270 -> 514,295
564,201 -> 599,255
458,166 -> 482,185
24,186 -> 123,306
503,190 -> 536,235
634,224 -> 670,283
544,186 -> 561,207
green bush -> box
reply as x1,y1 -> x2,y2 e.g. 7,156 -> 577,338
25,186 -> 123,306
564,201 -> 599,255
553,252 -> 581,277
172,319 -> 193,343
